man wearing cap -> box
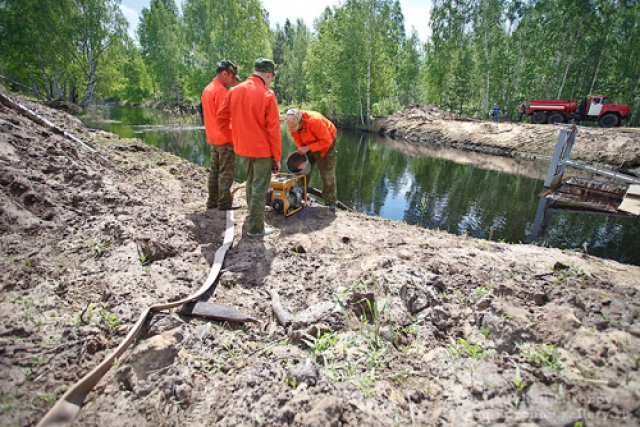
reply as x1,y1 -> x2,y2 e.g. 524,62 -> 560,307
284,109 -> 338,212
201,60 -> 241,211
217,58 -> 281,237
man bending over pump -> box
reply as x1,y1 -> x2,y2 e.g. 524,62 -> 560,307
284,109 -> 338,212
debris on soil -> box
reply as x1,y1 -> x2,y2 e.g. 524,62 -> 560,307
1,91 -> 640,427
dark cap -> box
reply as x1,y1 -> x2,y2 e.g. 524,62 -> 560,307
216,60 -> 240,81
254,58 -> 275,73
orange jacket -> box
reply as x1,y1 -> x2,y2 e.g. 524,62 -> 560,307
201,78 -> 230,146
217,76 -> 281,161
289,111 -> 336,157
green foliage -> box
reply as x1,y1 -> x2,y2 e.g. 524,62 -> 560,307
302,331 -> 338,357
512,364 -> 526,409
356,369 -> 377,398
138,0 -> 186,102
0,0 -> 127,105
272,19 -> 311,105
456,338 -> 485,359
3,0 -> 638,125
471,286 -> 491,300
181,0 -> 271,99
518,343 -> 564,373
71,302 -> 121,332
87,239 -> 115,259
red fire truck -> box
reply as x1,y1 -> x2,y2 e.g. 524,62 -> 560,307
526,95 -> 630,128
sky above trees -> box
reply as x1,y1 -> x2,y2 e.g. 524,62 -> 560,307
120,0 -> 432,41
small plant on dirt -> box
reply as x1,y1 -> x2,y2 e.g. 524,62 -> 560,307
504,312 -> 514,320
99,303 -> 121,331
343,279 -> 369,295
388,369 -> 418,384
0,392 -> 13,414
27,355 -> 46,367
568,263 -> 586,277
446,340 -> 461,359
35,387 -> 61,405
326,359 -> 358,383
573,363 -> 596,380
72,302 -> 96,325
87,239 -> 115,259
512,365 -> 526,409
286,375 -> 298,389
457,338 -> 485,359
112,358 -> 121,368
356,369 -> 376,398
600,311 -> 618,328
138,251 -> 150,266
419,194 -> 428,225
302,331 -> 338,357
361,345 -> 387,369
19,297 -> 35,320
471,286 -> 491,300
219,331 -> 244,359
518,343 -> 564,373
359,298 -> 387,350
480,327 -> 491,339
451,290 -> 468,309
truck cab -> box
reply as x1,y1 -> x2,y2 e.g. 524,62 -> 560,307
586,96 -> 604,117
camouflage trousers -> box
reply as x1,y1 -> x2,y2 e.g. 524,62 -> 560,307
239,156 -> 273,234
305,141 -> 337,205
207,143 -> 235,209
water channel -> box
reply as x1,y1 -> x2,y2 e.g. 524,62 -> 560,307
82,106 -> 640,266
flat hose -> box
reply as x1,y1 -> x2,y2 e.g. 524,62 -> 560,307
37,208 -> 237,427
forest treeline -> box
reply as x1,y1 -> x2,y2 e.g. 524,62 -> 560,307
1,0 -> 639,126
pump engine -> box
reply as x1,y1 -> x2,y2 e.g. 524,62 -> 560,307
267,173 -> 307,216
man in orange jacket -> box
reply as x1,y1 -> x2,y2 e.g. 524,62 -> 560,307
284,109 -> 338,212
201,60 -> 240,211
217,58 -> 281,237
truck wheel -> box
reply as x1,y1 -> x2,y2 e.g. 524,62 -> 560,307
598,113 -> 619,128
532,112 -> 548,124
548,113 -> 565,124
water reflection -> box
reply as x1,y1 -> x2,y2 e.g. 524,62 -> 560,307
81,106 -> 640,265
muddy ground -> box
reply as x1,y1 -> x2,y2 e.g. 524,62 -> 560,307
1,93 -> 639,427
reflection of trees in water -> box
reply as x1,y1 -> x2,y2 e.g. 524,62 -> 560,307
403,156 -> 543,242
544,211 -> 639,265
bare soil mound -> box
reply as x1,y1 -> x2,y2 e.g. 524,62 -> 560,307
1,92 -> 640,426
372,104 -> 640,177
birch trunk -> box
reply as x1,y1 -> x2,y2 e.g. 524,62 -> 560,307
549,32 -> 567,98
589,38 -> 606,94
483,29 -> 490,119
365,0 -> 376,129
558,30 -> 578,99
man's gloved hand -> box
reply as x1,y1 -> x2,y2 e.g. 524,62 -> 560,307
297,146 -> 311,155
272,160 -> 281,174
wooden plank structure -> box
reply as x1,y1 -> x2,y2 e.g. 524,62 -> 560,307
542,124 -> 640,216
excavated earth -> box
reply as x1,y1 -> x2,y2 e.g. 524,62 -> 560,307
372,104 -> 640,177
1,93 -> 640,427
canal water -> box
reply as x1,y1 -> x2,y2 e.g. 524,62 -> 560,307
82,106 -> 640,266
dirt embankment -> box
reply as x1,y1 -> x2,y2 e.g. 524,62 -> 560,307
372,104 -> 640,177
1,93 -> 640,427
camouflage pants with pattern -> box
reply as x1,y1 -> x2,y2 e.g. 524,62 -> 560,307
239,156 -> 273,234
305,141 -> 337,205
207,143 -> 235,209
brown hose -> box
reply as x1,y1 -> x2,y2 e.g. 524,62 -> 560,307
37,209 -> 236,427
